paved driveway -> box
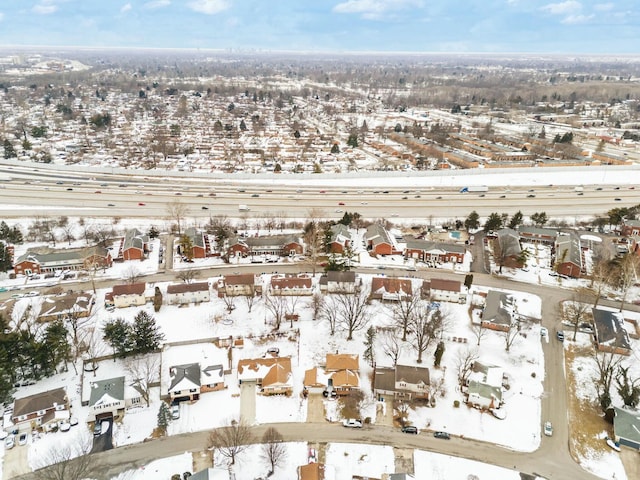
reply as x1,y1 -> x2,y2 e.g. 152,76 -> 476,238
239,382 -> 256,424
375,394 -> 395,427
91,418 -> 114,453
2,443 -> 29,480
306,393 -> 326,423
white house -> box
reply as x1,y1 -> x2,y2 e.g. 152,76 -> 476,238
166,282 -> 211,305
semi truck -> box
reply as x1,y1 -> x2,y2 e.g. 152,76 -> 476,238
459,186 -> 489,193
238,204 -> 250,211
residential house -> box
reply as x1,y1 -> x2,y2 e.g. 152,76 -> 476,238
328,224 -> 353,254
481,290 -> 515,332
270,274 -> 314,296
237,357 -> 293,395
494,228 -> 522,270
37,291 -> 95,323
422,278 -> 465,303
613,406 -> 640,451
13,245 -> 112,276
620,219 -> 640,237
554,232 -> 583,278
298,463 -> 325,480
11,387 -> 69,432
466,361 -> 504,409
592,308 -> 632,356
325,353 -> 360,395
319,270 -> 358,294
86,377 -> 127,422
168,363 -> 202,402
105,283 -> 146,308
120,228 -> 150,261
373,364 -> 430,401
517,226 -> 558,245
370,276 -> 413,302
166,282 -> 211,305
217,274 -> 262,297
365,223 -> 398,256
303,367 -> 330,394
226,234 -> 303,258
403,237 -> 467,264
182,227 -> 208,259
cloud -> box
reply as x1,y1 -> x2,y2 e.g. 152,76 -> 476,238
32,1 -> 58,15
562,13 -> 594,24
144,0 -> 170,9
121,3 -> 132,13
0,12 -> 3,22
594,2 -> 614,11
188,0 -> 230,15
540,1 -> 581,15
333,0 -> 423,18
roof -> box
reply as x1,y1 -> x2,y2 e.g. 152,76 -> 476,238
483,290 -> 515,326
468,379 -> 502,403
123,228 -> 148,251
365,223 -> 394,247
518,226 -> 558,238
613,406 -> 640,444
237,357 -> 292,384
330,369 -> 360,388
299,462 -> 325,480
223,274 -> 256,286
271,274 -> 313,290
167,282 -> 210,294
496,228 -> 521,257
325,353 -> 359,371
112,283 -> 146,296
38,291 -> 94,319
168,363 -> 201,392
403,237 -> 466,254
12,387 -> 67,419
396,364 -> 430,386
592,308 -> 631,352
428,278 -> 461,293
89,377 -> 125,407
245,234 -> 301,248
325,271 -> 356,284
304,367 -> 330,388
329,224 -> 352,244
371,277 -> 413,297
15,245 -> 110,265
555,231 -> 582,268
184,227 -> 205,249
373,366 -> 396,392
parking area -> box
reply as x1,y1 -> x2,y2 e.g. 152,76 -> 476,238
2,440 -> 30,480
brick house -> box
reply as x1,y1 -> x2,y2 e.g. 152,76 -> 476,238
481,290 -> 515,332
182,227 -> 208,259
621,219 -> 640,237
14,245 -> 112,276
120,228 -> 149,261
226,234 -> 303,258
166,282 -> 211,305
554,231 -> 582,278
365,223 -> 397,256
403,237 -> 466,264
494,228 -> 523,270
328,224 -> 352,254
518,226 -> 558,245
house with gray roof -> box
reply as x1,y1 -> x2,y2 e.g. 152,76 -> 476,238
365,223 -> 397,256
613,406 -> 640,450
592,308 -> 632,356
226,234 -> 303,258
481,290 -> 515,332
373,364 -> 430,401
494,228 -> 522,271
183,227 -> 208,259
86,377 -> 126,422
168,363 -> 202,401
166,281 -> 211,304
319,270 -> 358,293
554,231 -> 583,278
14,245 -> 112,276
328,223 -> 353,254
404,237 -> 467,264
121,228 -> 149,261
518,226 -> 558,245
466,361 -> 504,409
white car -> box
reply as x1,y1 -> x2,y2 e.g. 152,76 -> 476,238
543,421 -> 553,437
540,327 -> 548,338
171,404 -> 180,420
342,418 -> 363,428
58,420 -> 71,432
5,434 -> 15,449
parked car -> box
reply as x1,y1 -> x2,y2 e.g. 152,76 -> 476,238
308,447 -> 318,463
171,404 -> 180,420
544,421 -> 553,436
342,418 -> 362,428
58,420 -> 71,432
100,420 -> 110,435
69,417 -> 79,427
556,330 -> 565,342
434,431 -> 450,439
5,434 -> 15,449
93,422 -> 102,436
401,425 -> 419,434
540,327 -> 548,338
18,432 -> 28,446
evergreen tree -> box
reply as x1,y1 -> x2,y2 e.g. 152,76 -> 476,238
103,317 -> 133,358
132,311 -> 165,354
483,212 -> 503,232
148,225 -> 160,239
434,341 -> 445,367
330,143 -> 340,154
346,133 -> 358,148
3,139 -> 17,159
508,211 -> 524,230
157,402 -> 171,433
363,326 -> 376,367
530,212 -> 548,228
0,241 -> 11,272
464,211 -> 480,231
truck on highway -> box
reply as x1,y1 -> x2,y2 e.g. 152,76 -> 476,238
459,186 -> 488,193
238,204 -> 250,212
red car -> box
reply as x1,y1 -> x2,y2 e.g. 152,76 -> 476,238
338,202 -> 345,206
138,202 -> 146,206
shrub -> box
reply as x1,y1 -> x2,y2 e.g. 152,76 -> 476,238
453,400 -> 460,408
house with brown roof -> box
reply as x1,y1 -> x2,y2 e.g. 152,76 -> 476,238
106,283 -> 147,309
422,278 -> 465,303
373,364 -> 430,400
11,387 -> 69,432
269,274 -> 314,296
237,357 -> 293,395
37,291 -> 95,323
370,276 -> 413,302
298,462 -> 325,480
166,282 -> 211,305
217,274 -> 262,297
303,367 -> 330,393
325,353 -> 360,395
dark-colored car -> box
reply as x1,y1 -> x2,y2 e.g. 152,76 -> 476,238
434,431 -> 450,439
556,330 -> 565,342
402,425 -> 418,434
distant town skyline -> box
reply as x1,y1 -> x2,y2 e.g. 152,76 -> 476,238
0,1 -> 638,54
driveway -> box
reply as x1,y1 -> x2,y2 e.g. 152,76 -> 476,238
91,418 -> 114,453
375,394 -> 395,427
239,382 -> 256,424
306,393 -> 326,423
2,443 -> 29,480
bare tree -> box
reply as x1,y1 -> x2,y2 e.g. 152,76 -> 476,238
611,253 -> 640,312
176,267 -> 198,284
426,373 -> 447,406
455,347 -> 479,386
32,430 -> 94,480
90,223 -> 114,247
303,218 -> 324,275
561,289 -> 592,341
309,292 -> 324,321
589,257 -> 613,309
286,295 -> 301,328
379,327 -> 403,366
222,294 -> 236,313
122,265 -> 142,285
503,319 -> 521,352
81,325 -> 109,376
335,290 -> 370,341
391,291 -> 421,341
166,199 -> 189,236
243,292 -> 257,313
319,296 -> 340,335
264,292 -> 288,330
408,305 -> 447,363
260,427 -> 287,476
470,319 -> 487,346
592,349 -> 623,412
206,417 -> 254,465
125,354 -> 160,407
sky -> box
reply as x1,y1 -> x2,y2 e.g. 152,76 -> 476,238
0,1 -> 638,55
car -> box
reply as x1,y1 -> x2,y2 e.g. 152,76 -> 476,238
543,421 -> 553,436
5,434 -> 15,449
500,195 -> 506,198
138,202 -> 146,206
175,192 -> 182,195
237,189 -> 246,192
540,327 -> 548,338
479,194 -> 485,197
93,422 -> 102,436
606,437 -> 621,452
391,213 -> 399,217
18,432 -> 28,446
196,194 -> 203,197
414,195 -> 421,198
208,192 -> 216,197
25,291 -> 39,297
100,420 -> 110,435
0,287 -> 6,293
66,188 -> 73,191
596,187 -> 603,190
56,181 -> 64,185
251,194 -> 260,197
107,203 -> 115,207
319,190 -> 326,194
342,418 -> 362,428
94,190 -> 102,194
436,196 -> 442,199
201,206 -> 209,210
266,347 -> 280,356
338,202 -> 345,206
556,330 -> 565,342
308,447 -> 318,463
69,417 -> 78,427
171,404 -> 180,420
58,420 -> 71,432
527,194 -> 536,198
383,190 -> 389,194
335,209 -> 343,213
266,189 -> 273,193
434,431 -> 450,440
401,425 -> 418,434
614,198 -> 622,201
118,184 -> 127,188
360,201 -> 368,205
